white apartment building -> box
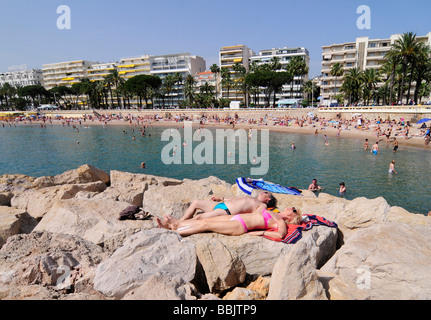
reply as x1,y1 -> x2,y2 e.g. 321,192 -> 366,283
0,67 -> 44,87
149,53 -> 206,107
194,71 -> 219,97
219,45 -> 255,102
117,55 -> 151,79
321,32 -> 431,105
42,60 -> 97,90
87,62 -> 116,82
250,46 -> 310,107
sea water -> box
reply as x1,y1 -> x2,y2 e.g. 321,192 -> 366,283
1,122 -> 430,215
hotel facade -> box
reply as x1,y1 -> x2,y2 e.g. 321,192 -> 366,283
321,32 -> 431,105
219,45 -> 255,103
250,46 -> 310,107
0,67 -> 44,88
42,60 -> 97,90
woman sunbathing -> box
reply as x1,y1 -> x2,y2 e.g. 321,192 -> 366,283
156,207 -> 302,239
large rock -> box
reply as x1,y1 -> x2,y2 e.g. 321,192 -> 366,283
0,174 -> 35,198
143,176 -> 234,219
0,207 -> 23,248
267,236 -> 328,300
93,228 -> 197,299
33,198 -> 152,251
0,232 -> 107,298
93,170 -> 182,207
321,222 -> 431,300
32,164 -> 110,188
189,224 -> 338,276
194,237 -> 246,293
11,181 -> 107,220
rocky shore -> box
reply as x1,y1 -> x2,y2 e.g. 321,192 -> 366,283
0,164 -> 430,300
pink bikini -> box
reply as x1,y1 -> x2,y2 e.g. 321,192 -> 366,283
231,210 -> 274,233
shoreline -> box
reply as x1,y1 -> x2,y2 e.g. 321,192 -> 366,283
6,112 -> 430,151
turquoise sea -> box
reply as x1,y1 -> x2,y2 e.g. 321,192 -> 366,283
1,122 -> 430,215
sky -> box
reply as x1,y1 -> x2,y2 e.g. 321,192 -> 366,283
1,0 -> 431,77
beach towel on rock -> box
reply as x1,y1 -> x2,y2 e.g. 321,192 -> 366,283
262,215 -> 338,244
236,177 -> 303,196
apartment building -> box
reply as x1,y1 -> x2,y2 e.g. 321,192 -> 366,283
42,60 -> 97,90
149,53 -> 206,107
194,71 -> 219,98
87,62 -> 116,82
117,55 -> 151,79
219,45 -> 255,102
321,32 -> 431,105
0,67 -> 44,87
250,46 -> 310,106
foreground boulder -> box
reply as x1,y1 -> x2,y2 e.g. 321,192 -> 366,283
93,228 -> 196,299
0,232 -> 107,300
33,198 -> 153,252
321,222 -> 431,300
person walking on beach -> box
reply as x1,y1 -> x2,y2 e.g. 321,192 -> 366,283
389,160 -> 398,174
371,141 -> 379,155
392,138 -> 399,153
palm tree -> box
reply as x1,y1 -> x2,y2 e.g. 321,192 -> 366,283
361,68 -> 381,105
413,45 -> 431,104
341,68 -> 363,105
330,63 -> 344,102
210,64 -> 220,100
232,62 -> 246,103
391,32 -> 419,103
285,56 -> 309,99
0,83 -> 15,109
380,49 -> 401,105
163,75 -> 175,107
221,68 -> 234,100
184,74 -> 196,107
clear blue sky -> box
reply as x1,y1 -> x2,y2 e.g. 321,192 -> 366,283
1,0 -> 430,77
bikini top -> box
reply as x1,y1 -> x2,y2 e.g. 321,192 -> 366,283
262,210 -> 274,229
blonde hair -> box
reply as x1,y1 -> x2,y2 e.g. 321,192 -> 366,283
289,209 -> 303,225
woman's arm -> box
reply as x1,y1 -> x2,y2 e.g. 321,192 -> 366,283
247,216 -> 287,239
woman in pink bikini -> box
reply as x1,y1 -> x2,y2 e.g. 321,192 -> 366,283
156,207 -> 302,239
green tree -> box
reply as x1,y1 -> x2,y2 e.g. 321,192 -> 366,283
285,56 -> 309,98
361,68 -> 381,105
341,68 -> 363,105
124,75 -> 162,109
391,32 -> 419,103
330,63 -> 344,101
210,64 -> 220,101
221,68 -> 234,100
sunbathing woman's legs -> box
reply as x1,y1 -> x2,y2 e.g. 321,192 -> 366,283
158,215 -> 245,237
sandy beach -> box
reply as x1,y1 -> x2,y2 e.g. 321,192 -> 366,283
3,108 -> 430,151
13,109 -> 429,151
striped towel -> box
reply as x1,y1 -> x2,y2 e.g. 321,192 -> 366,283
236,177 -> 302,196
262,215 -> 338,244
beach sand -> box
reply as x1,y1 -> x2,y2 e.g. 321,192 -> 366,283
6,109 -> 431,150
